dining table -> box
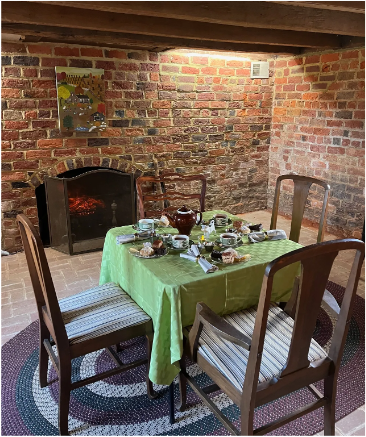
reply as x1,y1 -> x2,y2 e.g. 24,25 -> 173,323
99,210 -> 302,386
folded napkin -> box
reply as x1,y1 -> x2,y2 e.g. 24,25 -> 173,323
116,231 -> 152,245
248,229 -> 287,243
180,244 -> 218,273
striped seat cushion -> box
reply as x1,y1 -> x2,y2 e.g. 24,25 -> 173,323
57,282 -> 151,344
197,304 -> 327,391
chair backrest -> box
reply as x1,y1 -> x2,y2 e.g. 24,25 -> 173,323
136,172 -> 207,219
16,214 -> 68,346
243,239 -> 364,396
270,174 -> 330,243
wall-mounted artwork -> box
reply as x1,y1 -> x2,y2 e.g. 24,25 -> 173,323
55,67 -> 106,133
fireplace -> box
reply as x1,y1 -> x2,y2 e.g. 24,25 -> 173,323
44,168 -> 135,255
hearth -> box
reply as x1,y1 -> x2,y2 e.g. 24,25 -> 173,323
44,168 -> 135,255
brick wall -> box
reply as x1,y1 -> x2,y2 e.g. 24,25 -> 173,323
270,48 -> 365,239
1,43 -> 274,252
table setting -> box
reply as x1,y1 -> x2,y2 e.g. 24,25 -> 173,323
99,208 -> 302,386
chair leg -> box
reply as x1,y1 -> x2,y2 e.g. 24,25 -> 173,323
324,375 -> 336,436
146,333 -> 158,399
177,359 -> 187,412
115,343 -> 123,353
169,382 -> 175,425
58,359 -> 72,436
240,404 -> 254,436
39,320 -> 50,388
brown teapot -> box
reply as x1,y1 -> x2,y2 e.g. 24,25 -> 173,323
164,205 -> 202,236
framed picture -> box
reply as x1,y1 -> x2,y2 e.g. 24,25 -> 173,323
55,67 -> 106,133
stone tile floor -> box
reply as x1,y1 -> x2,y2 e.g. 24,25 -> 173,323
1,211 -> 365,435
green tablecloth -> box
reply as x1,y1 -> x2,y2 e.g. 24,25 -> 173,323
99,210 -> 302,385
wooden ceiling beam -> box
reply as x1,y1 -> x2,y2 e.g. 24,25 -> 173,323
1,3 -> 345,48
1,24 -> 300,54
27,1 -> 365,36
271,2 -> 365,13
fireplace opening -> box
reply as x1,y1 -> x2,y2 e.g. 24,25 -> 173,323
36,167 -> 136,255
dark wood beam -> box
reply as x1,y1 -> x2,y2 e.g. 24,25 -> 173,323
273,2 -> 365,13
1,24 -> 300,54
28,1 -> 365,36
1,2 -> 344,48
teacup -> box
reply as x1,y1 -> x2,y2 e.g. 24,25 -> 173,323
220,233 -> 240,246
215,214 -> 228,227
139,218 -> 154,231
171,235 -> 189,249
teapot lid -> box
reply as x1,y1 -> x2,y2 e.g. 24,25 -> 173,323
177,205 -> 193,214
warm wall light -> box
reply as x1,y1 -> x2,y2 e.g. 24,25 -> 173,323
184,52 -> 252,61
165,48 -> 256,61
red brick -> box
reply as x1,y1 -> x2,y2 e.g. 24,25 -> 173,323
1,151 -> 24,160
79,147 -> 98,155
200,67 -> 217,75
27,44 -> 52,55
341,50 -> 359,59
2,89 -> 21,98
321,53 -> 340,63
80,47 -> 104,57
2,43 -> 26,53
218,68 -> 235,76
64,139 -> 87,147
54,46 -> 79,57
3,67 -> 21,77
41,58 -> 67,67
327,146 -> 345,154
23,68 -> 38,77
2,78 -> 29,89
23,89 -> 48,98
1,172 -> 26,181
24,111 -> 38,119
13,160 -> 39,170
2,131 -> 19,140
3,121 -> 28,130
152,100 -> 171,109
53,148 -> 78,157
190,56 -> 208,65
32,80 -> 55,89
32,120 -> 56,129
37,139 -> 63,149
302,92 -> 319,100
182,66 -> 199,74
21,131 -> 46,140
26,150 -> 52,159
305,55 -> 321,64
38,100 -> 57,109
171,55 -> 189,64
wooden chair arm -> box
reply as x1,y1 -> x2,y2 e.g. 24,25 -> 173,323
197,303 -> 252,351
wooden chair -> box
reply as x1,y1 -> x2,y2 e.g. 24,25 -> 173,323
270,174 -> 340,315
177,239 -> 364,435
136,172 -> 207,219
16,214 -> 157,435
270,174 -> 330,244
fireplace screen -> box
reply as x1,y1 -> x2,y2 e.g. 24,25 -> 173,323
45,169 -> 135,255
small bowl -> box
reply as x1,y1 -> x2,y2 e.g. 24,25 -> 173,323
204,242 -> 215,253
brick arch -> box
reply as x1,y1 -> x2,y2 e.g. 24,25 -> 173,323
27,156 -> 147,188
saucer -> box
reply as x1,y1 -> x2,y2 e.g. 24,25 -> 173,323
167,239 -> 195,251
214,238 -> 243,249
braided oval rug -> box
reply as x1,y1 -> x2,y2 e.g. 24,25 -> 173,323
2,281 -> 364,436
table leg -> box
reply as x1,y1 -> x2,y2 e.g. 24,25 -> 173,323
169,382 -> 175,425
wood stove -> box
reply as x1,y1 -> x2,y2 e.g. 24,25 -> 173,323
45,169 -> 135,255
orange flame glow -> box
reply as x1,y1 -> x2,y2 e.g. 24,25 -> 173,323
69,196 -> 105,216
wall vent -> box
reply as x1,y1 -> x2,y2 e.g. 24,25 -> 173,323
250,61 -> 269,79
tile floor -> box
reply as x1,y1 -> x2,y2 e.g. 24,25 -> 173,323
1,210 -> 365,435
